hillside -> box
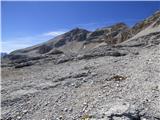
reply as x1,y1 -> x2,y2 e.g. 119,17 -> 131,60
1,11 -> 160,120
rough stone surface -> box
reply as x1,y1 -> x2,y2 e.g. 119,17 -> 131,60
1,11 -> 160,120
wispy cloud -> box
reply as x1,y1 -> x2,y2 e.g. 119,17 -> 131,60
43,31 -> 66,36
1,30 -> 67,53
1,41 -> 32,53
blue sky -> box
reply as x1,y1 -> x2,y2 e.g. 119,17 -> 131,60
1,1 -> 160,53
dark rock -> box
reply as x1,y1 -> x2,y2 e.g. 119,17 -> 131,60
108,111 -> 141,120
89,30 -> 106,38
106,51 -> 127,57
14,62 -> 34,68
55,39 -> 66,47
7,54 -> 27,61
55,75 -> 72,82
72,72 -> 89,78
29,56 -> 46,61
108,75 -> 127,81
54,28 -> 90,48
11,56 -> 45,64
38,44 -> 52,54
77,53 -> 105,60
64,28 -> 90,42
12,58 -> 29,64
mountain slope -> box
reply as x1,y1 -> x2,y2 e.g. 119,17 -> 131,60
8,11 -> 160,59
9,22 -> 131,57
1,10 -> 160,120
131,10 -> 160,35
10,28 -> 90,56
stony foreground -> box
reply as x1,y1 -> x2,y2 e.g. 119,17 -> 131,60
1,43 -> 160,120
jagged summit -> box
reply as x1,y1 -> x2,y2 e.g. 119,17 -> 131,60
66,27 -> 89,34
83,22 -> 131,47
98,22 -> 128,31
59,27 -> 90,42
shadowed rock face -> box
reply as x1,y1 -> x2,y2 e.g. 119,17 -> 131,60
7,54 -> 27,60
64,28 -> 90,42
54,39 -> 66,47
54,28 -> 89,48
38,45 -> 53,54
54,28 -> 90,48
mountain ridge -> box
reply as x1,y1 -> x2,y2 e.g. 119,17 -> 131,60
1,10 -> 159,65
9,10 -> 160,58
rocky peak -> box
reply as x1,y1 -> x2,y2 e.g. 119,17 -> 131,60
54,28 -> 90,47
65,27 -> 89,36
86,22 -> 130,44
108,22 -> 128,31
65,28 -> 90,41
97,22 -> 128,32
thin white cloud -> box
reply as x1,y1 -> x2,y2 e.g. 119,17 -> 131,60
1,41 -> 32,53
1,30 -> 67,53
43,31 -> 66,36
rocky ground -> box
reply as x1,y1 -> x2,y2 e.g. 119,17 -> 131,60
1,11 -> 160,120
1,34 -> 160,120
